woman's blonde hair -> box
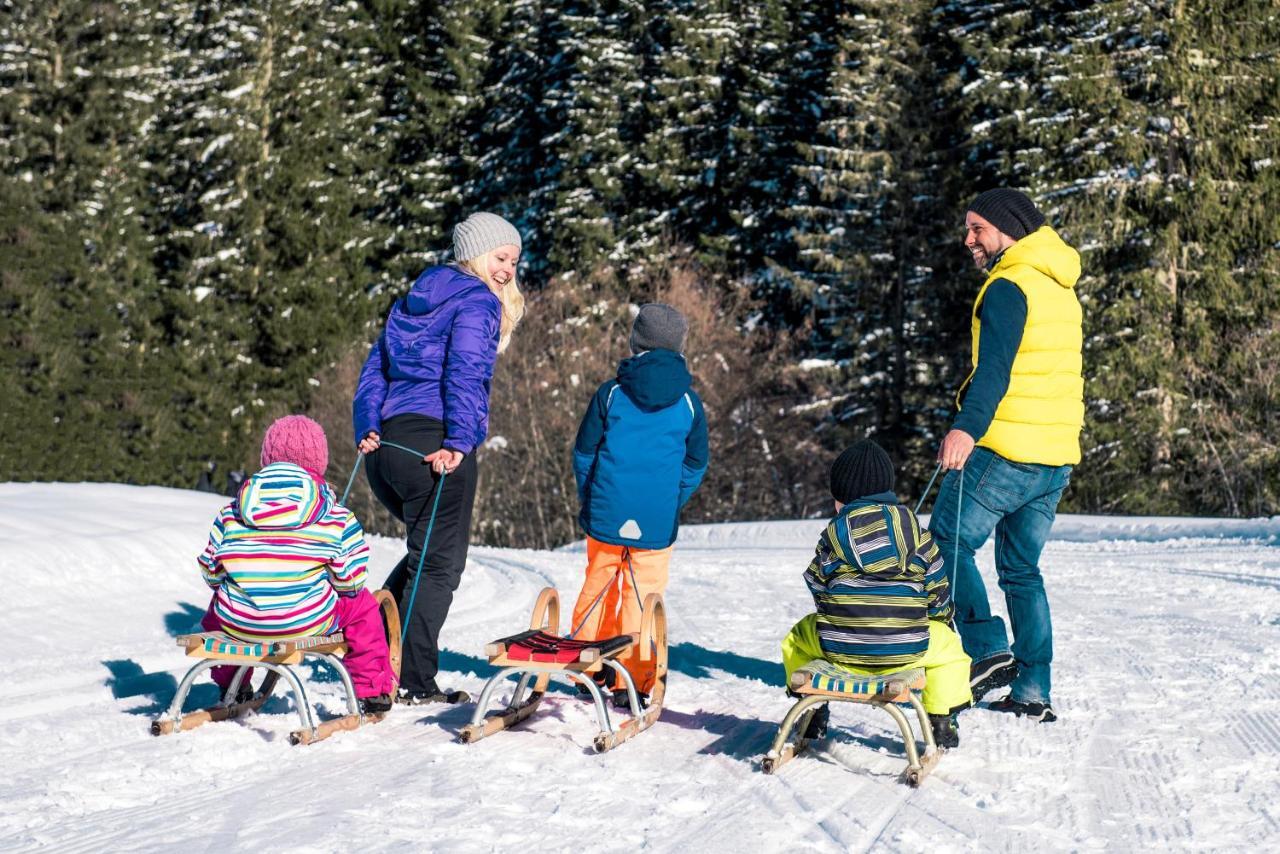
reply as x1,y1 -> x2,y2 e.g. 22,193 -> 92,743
459,251 -> 525,353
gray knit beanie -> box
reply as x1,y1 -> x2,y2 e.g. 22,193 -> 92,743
630,303 -> 689,355
967,188 -> 1046,240
452,212 -> 523,261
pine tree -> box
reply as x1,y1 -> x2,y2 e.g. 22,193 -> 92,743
0,0 -> 168,481
146,0 -> 391,482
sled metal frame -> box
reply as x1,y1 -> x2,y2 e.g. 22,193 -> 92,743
459,587 -> 667,753
150,590 -> 401,745
761,664 -> 942,786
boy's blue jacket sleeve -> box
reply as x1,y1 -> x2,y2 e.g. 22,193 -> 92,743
572,381 -> 613,503
679,391 -> 709,507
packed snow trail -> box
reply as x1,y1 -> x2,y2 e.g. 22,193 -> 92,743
1,484 -> 1277,852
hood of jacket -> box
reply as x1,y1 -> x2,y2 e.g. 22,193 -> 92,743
991,226 -> 1081,290
402,264 -> 491,316
236,462 -> 330,530
616,349 -> 692,411
832,499 -> 925,573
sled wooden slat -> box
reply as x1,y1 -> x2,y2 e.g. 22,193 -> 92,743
175,631 -> 348,665
150,673 -> 281,736
290,712 -> 385,746
788,662 -> 924,703
484,632 -> 637,673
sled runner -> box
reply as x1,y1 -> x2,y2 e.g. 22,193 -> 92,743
151,590 -> 402,745
762,660 -> 941,786
459,587 -> 667,752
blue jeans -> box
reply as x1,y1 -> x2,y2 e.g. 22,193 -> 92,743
929,446 -> 1071,704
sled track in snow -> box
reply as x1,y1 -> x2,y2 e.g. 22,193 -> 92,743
5,487 -> 1280,851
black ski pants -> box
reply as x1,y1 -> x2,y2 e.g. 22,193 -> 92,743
364,413 -> 478,693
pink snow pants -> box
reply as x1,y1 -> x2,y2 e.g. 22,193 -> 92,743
201,589 -> 396,699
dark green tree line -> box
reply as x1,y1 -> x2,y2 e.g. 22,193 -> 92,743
1,0 -> 1275,534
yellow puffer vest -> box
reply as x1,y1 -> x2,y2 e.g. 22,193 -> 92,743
957,226 -> 1084,466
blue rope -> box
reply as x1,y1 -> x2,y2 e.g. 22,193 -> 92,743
337,438 -> 449,648
400,469 -> 447,648
377,439 -> 432,460
567,575 -> 615,640
954,465 -> 964,603
339,453 -> 364,506
623,548 -> 658,658
914,462 -> 943,516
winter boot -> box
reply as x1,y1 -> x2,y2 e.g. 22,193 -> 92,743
802,703 -> 829,741
928,712 -> 960,749
970,652 -> 1017,700
989,694 -> 1057,722
576,667 -> 614,698
358,694 -> 393,715
396,682 -> 471,705
611,689 -> 649,711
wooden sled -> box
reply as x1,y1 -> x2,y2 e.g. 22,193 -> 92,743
761,661 -> 942,786
458,587 -> 667,753
151,589 -> 402,745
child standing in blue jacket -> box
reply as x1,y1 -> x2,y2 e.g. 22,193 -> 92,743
569,304 -> 709,707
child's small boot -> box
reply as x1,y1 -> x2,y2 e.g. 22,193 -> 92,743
359,694 -> 393,715
802,702 -> 829,741
611,688 -> 649,711
928,712 -> 960,749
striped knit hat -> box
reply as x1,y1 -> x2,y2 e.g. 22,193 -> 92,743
260,415 -> 329,479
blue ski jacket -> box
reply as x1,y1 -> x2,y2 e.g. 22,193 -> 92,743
573,348 -> 709,550
352,265 -> 501,455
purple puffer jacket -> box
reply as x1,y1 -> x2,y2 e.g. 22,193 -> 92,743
353,265 -> 501,455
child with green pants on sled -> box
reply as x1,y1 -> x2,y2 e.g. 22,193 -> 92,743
782,440 -> 972,747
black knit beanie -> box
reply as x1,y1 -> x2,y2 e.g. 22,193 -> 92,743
830,440 -> 896,505
967,188 -> 1046,240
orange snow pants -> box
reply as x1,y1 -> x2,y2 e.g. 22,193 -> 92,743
569,536 -> 672,694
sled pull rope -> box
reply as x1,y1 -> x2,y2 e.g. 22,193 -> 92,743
399,470 -> 448,648
566,546 -> 640,641
338,439 -> 450,647
567,565 -> 619,640
624,548 -> 658,657
339,438 -> 439,506
953,465 -> 963,604
914,462 -> 943,516
340,452 -> 365,506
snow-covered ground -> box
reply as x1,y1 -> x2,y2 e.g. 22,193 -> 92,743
2,483 -> 1278,852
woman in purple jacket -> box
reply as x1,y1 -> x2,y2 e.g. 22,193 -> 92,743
352,212 -> 525,704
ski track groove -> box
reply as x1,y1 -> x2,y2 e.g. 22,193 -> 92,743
5,487 -> 1280,851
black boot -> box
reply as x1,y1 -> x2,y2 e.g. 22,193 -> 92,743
970,652 -> 1017,700
989,693 -> 1057,722
611,689 -> 649,711
359,694 -> 393,715
802,703 -> 829,741
929,712 -> 960,749
395,682 -> 471,705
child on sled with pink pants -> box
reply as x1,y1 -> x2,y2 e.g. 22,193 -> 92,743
196,415 -> 395,713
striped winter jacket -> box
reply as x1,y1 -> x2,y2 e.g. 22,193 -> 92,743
198,462 -> 370,641
804,494 -> 953,669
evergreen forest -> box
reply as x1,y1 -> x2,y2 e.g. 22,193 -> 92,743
2,0 -> 1277,545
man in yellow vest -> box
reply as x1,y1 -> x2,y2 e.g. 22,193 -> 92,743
931,188 -> 1082,724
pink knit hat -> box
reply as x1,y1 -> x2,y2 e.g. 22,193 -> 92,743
260,415 -> 329,479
